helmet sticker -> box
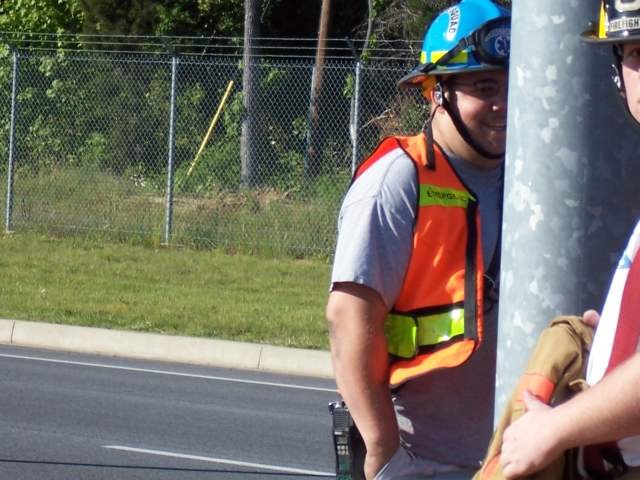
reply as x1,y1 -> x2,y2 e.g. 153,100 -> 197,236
599,2 -> 608,38
486,27 -> 510,58
446,7 -> 461,41
614,0 -> 640,13
609,15 -> 640,32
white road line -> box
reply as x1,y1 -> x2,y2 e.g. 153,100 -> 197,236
0,353 -> 335,393
104,445 -> 334,477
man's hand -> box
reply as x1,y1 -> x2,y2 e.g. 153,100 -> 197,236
364,444 -> 397,480
500,390 -> 564,479
581,309 -> 600,328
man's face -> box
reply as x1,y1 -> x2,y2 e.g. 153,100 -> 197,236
445,69 -> 509,158
621,42 -> 640,123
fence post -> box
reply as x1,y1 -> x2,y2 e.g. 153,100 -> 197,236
350,60 -> 362,175
163,54 -> 178,245
5,47 -> 19,234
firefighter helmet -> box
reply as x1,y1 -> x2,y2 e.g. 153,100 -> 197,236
582,0 -> 640,44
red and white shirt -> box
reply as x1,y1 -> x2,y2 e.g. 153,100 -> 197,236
587,220 -> 640,465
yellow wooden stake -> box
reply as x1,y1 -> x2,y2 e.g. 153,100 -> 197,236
186,80 -> 235,177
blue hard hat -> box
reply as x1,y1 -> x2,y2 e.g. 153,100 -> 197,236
399,0 -> 511,89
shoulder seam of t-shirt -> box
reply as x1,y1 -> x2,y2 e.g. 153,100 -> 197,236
342,147 -> 413,209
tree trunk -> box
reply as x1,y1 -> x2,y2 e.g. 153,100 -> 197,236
240,0 -> 261,187
305,0 -> 331,179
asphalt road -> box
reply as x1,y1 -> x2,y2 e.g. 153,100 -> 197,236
0,344 -> 338,480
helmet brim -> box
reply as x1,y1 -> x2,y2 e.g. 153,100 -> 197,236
581,28 -> 640,44
397,68 -> 429,90
397,63 -> 506,90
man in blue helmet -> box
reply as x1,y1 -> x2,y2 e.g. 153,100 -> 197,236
497,1 -> 640,479
326,0 -> 510,478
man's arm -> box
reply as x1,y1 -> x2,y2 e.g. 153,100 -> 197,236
501,352 -> 640,479
327,282 -> 399,480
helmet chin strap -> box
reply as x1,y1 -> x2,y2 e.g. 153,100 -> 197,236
438,82 -> 505,160
613,45 -> 626,96
611,44 -> 640,127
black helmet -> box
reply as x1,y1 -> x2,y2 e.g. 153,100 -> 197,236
582,0 -> 640,126
581,0 -> 640,43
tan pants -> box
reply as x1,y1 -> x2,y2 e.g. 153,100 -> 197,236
373,446 -> 467,479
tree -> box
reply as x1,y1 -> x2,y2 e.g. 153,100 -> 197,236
305,0 -> 331,179
240,0 -> 261,187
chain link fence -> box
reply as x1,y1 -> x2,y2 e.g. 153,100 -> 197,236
0,41 -> 426,258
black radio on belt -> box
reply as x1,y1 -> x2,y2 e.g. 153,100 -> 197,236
328,400 -> 365,480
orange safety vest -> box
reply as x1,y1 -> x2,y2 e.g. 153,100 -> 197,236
353,132 -> 486,389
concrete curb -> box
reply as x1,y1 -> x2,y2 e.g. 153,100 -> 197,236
0,318 -> 334,379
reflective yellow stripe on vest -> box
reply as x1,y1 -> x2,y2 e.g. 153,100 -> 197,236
419,184 -> 474,208
385,309 -> 465,359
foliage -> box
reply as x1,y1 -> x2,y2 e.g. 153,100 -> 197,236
177,59 -> 349,194
79,0 -> 248,37
5,46 -> 355,199
8,51 -> 172,177
0,0 -> 84,34
0,0 -> 291,42
0,0 -> 510,48
79,0 -> 156,36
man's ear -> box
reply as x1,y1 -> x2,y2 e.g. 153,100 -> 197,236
432,82 -> 444,106
612,62 -> 624,94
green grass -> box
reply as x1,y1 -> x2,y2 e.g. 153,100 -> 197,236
8,165 -> 348,259
0,233 -> 332,350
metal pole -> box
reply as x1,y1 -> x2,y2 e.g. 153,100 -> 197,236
495,0 -> 640,419
163,55 -> 178,245
5,48 -> 19,234
350,61 -> 362,175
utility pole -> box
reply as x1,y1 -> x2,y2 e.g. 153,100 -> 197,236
495,0 -> 640,419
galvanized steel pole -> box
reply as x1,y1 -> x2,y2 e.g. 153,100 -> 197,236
350,60 -> 362,175
163,54 -> 178,245
495,0 -> 640,418
5,48 -> 18,234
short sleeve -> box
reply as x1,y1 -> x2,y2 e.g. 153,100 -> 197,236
330,150 -> 418,309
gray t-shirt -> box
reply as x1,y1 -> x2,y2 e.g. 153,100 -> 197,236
330,145 -> 502,467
